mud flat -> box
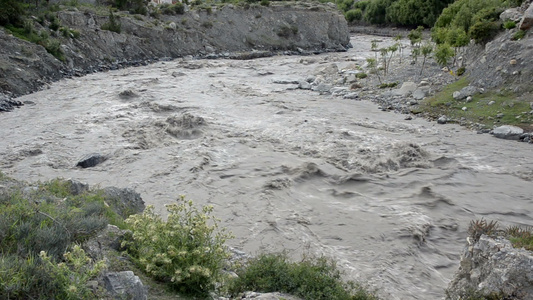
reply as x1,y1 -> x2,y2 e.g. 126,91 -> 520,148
1,35 -> 532,299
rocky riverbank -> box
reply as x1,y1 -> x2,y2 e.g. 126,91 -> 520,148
0,1 -> 349,107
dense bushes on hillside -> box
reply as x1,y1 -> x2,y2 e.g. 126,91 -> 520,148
432,0 -> 524,44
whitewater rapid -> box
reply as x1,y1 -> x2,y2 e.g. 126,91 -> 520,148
1,35 -> 532,299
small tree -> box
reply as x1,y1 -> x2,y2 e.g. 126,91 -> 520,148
419,42 -> 433,76
394,34 -> 404,63
434,43 -> 454,69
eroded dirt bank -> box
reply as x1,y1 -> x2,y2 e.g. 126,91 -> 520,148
1,35 -> 532,299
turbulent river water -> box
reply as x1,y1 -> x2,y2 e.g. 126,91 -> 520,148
1,35 -> 533,299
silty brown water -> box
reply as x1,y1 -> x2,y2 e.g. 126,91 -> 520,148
1,35 -> 532,299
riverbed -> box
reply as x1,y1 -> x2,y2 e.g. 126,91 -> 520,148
1,34 -> 532,299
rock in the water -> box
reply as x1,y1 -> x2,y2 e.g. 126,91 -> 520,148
446,235 -> 533,299
104,271 -> 147,300
0,95 -> 23,112
453,86 -> 478,100
519,2 -> 533,30
103,187 -> 145,218
76,153 -> 108,168
492,125 -> 524,140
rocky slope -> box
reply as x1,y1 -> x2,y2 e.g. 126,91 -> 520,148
446,235 -> 533,299
0,2 -> 350,103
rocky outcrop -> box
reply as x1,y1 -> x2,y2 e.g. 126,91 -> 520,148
0,3 -> 350,99
446,235 -> 533,299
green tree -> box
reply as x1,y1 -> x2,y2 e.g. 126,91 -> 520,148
0,0 -> 25,26
386,0 -> 455,27
364,0 -> 394,24
434,43 -> 454,67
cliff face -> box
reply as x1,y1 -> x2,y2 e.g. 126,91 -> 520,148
0,3 -> 350,98
446,235 -> 533,299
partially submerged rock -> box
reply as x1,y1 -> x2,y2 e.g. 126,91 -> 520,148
492,125 -> 524,140
76,153 -> 108,168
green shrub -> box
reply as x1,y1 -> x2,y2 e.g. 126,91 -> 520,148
228,253 -> 379,300
503,20 -> 516,29
364,0 -> 393,24
456,66 -> 466,76
356,72 -> 368,79
338,0 -> 354,13
160,3 -> 185,15
506,226 -> 533,250
49,16 -> 61,31
345,9 -> 363,23
101,10 -> 121,33
354,0 -> 369,10
469,20 -> 500,44
512,29 -> 526,40
123,197 -> 232,297
277,24 -> 298,38
260,0 -> 270,7
378,82 -> 398,88
434,42 -> 454,66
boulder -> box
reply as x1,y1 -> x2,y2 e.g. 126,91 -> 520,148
500,7 -> 522,22
84,224 -> 126,260
76,153 -> 108,168
446,235 -> 533,299
437,115 -> 448,124
393,81 -> 417,97
519,2 -> 533,30
492,125 -> 524,140
103,187 -> 145,218
104,271 -> 147,300
66,179 -> 90,195
453,86 -> 479,100
412,88 -> 427,100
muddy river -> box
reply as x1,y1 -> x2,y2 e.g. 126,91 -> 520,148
1,35 -> 532,299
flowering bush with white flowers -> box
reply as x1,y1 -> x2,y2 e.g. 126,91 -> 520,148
123,196 -> 233,296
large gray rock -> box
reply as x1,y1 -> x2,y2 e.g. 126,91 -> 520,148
84,224 -> 126,260
446,235 -> 533,299
104,271 -> 147,300
520,2 -> 533,30
393,81 -> 417,96
103,187 -> 145,218
500,7 -> 523,22
452,86 -> 479,100
492,125 -> 524,140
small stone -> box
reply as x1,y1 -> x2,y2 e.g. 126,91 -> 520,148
466,96 -> 472,102
462,107 -> 467,111
437,115 -> 448,124
496,113 -> 504,118
510,59 -> 517,65
405,115 -> 413,120
488,101 -> 495,105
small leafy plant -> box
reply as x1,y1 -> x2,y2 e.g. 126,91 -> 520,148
123,197 -> 232,296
